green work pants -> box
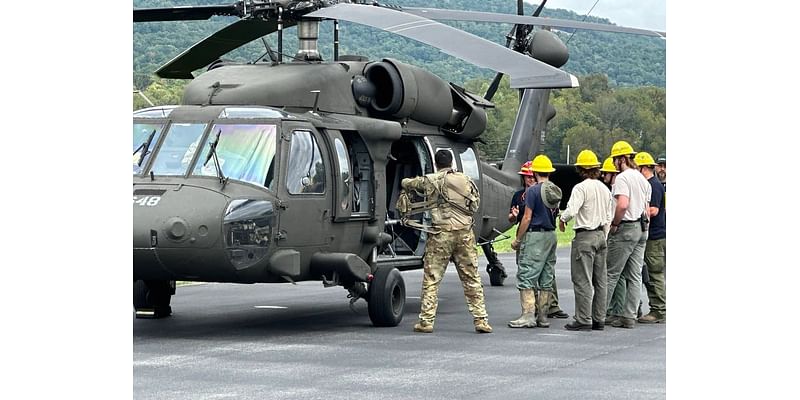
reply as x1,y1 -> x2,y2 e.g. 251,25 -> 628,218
643,238 -> 666,316
517,243 -> 561,312
517,231 -> 557,291
606,223 -> 646,319
570,230 -> 608,325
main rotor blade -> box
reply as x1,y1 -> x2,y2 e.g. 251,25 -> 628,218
155,18 -> 291,79
403,7 -> 666,38
134,5 -> 240,22
307,4 -> 578,89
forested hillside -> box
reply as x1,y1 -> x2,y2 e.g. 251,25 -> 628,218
132,0 -> 666,163
133,0 -> 665,88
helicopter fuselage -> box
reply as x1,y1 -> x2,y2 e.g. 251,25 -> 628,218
133,61 -> 521,287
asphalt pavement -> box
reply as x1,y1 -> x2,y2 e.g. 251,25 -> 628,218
134,247 -> 666,399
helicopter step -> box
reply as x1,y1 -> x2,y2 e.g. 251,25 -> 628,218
134,280 -> 175,319
310,252 -> 372,283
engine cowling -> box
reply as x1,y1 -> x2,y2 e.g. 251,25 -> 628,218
359,58 -> 453,126
352,58 -> 487,139
527,30 -> 569,68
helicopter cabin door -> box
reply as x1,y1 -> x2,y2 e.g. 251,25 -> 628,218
277,126 -> 332,249
323,129 -> 373,254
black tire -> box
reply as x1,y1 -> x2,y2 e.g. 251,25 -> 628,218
489,268 -> 506,286
367,267 -> 405,327
134,280 -> 173,318
133,280 -> 149,309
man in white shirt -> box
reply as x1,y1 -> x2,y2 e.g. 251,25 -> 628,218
559,150 -> 614,331
605,141 -> 651,329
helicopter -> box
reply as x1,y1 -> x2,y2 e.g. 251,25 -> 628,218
133,0 -> 665,326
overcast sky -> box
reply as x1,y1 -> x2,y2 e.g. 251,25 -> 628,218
534,0 -> 666,31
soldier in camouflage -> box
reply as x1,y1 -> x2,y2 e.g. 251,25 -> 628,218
402,150 -> 492,334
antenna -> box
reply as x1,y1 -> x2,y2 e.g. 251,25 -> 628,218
277,6 -> 283,63
258,37 -> 277,64
334,20 -> 339,61
133,87 -> 154,107
566,0 -> 600,45
311,90 -> 321,113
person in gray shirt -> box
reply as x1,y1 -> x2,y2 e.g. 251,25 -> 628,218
605,141 -> 651,329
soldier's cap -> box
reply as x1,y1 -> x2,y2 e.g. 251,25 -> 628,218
540,181 -> 562,209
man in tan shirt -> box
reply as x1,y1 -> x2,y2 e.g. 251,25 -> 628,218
559,150 -> 614,331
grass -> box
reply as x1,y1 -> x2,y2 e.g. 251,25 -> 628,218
481,219 -> 576,255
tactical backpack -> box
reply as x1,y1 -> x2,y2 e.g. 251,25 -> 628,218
395,171 -> 479,232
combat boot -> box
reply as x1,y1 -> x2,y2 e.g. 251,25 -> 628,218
536,291 -> 551,328
508,289 -> 537,328
474,317 -> 493,333
413,320 -> 434,333
611,317 -> 635,329
638,312 -> 665,324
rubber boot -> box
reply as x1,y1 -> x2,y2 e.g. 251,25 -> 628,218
536,291 -> 551,328
508,289 -> 537,328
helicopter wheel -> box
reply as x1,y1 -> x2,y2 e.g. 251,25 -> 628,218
134,280 -> 174,319
367,267 -> 405,327
488,267 -> 506,287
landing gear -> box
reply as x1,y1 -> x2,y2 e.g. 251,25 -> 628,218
488,266 -> 507,287
134,280 -> 175,318
367,267 -> 405,327
482,243 -> 507,286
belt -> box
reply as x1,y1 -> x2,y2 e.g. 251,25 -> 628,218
620,218 -> 642,224
528,226 -> 554,232
574,226 -> 603,233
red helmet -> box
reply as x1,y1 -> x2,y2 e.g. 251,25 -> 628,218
518,161 -> 534,176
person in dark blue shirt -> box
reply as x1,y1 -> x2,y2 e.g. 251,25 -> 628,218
510,155 -> 563,328
508,161 -> 568,321
635,152 -> 666,323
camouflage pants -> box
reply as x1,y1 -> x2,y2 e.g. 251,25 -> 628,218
606,223 -> 646,319
418,229 -> 488,324
517,231 -> 557,291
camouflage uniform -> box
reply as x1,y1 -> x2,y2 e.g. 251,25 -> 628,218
402,168 -> 490,332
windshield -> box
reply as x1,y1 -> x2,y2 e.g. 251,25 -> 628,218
149,123 -> 207,176
132,123 -> 164,175
192,124 -> 278,188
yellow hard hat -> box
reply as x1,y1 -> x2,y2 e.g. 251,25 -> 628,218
610,140 -> 636,158
574,149 -> 601,168
600,157 -> 618,173
517,161 -> 534,176
531,154 -> 556,173
634,151 -> 656,166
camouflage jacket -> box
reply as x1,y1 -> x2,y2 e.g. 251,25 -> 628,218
401,168 -> 479,232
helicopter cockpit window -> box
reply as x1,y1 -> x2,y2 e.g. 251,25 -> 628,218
148,123 -> 207,176
218,107 -> 285,119
132,123 -> 164,175
459,147 -> 480,182
333,138 -> 351,210
287,130 -> 325,194
133,106 -> 177,119
192,124 -> 278,188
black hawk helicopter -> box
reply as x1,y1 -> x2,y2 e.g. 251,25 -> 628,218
133,0 -> 665,326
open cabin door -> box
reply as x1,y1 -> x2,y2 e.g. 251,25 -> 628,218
379,137 -> 432,267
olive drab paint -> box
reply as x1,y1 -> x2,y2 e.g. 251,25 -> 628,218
133,1 -> 665,326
